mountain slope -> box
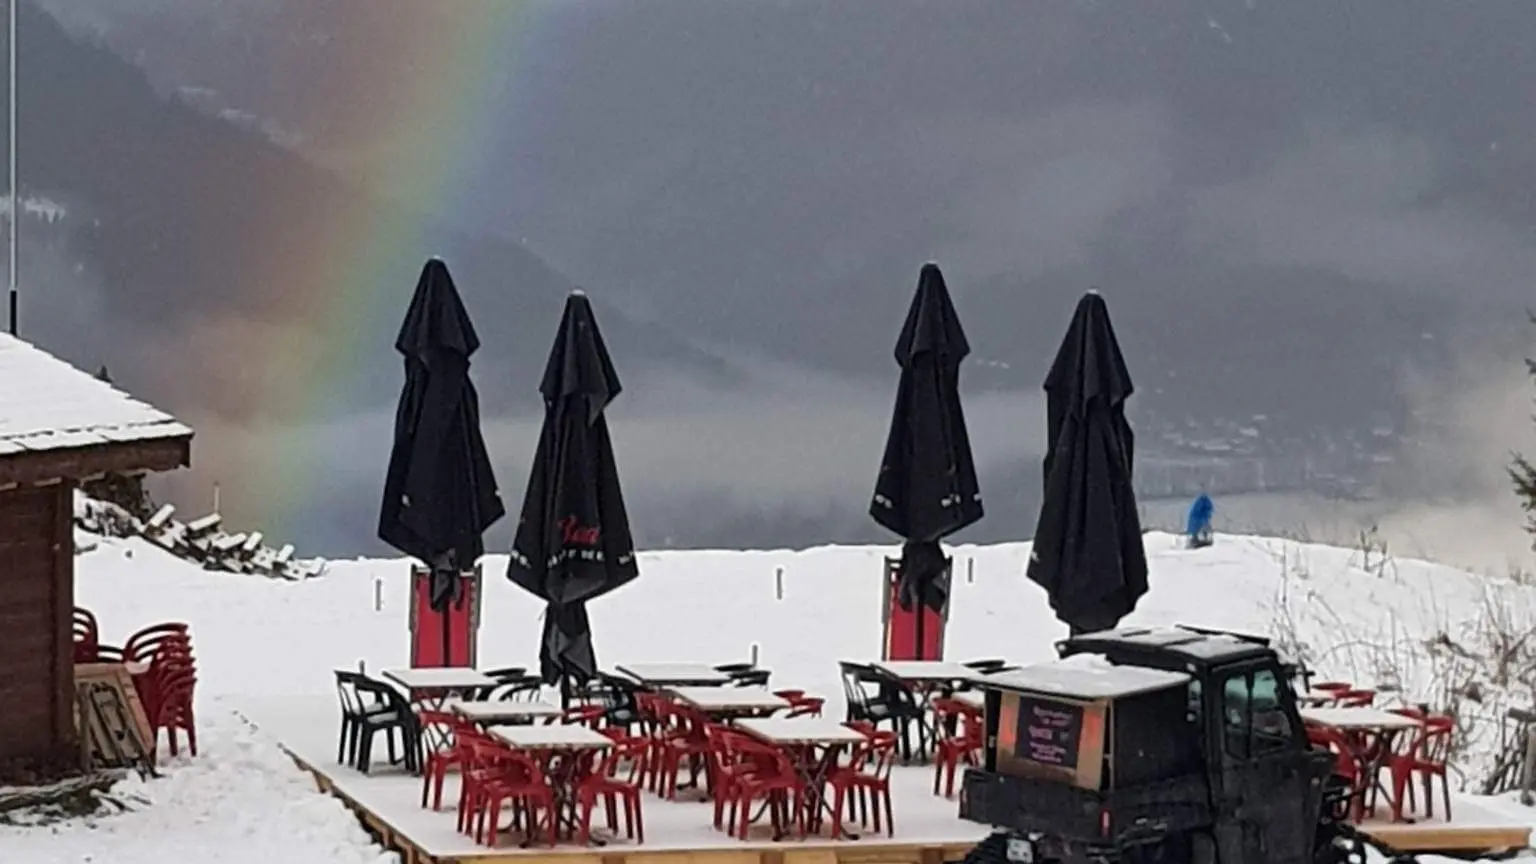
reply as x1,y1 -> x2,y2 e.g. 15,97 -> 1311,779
4,3 -> 738,425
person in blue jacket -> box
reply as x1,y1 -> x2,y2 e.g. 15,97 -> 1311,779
1187,493 -> 1214,548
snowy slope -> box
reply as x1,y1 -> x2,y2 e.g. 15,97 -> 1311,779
3,527 -> 1535,861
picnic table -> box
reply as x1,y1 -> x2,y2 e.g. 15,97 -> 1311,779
670,686 -> 788,719
448,698 -> 562,727
615,662 -> 731,688
1301,706 -> 1422,822
493,724 -> 614,846
737,717 -> 869,839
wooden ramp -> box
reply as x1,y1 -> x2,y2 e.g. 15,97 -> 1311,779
1358,801 -> 1531,855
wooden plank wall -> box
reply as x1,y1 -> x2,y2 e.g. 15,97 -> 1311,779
0,483 -> 77,766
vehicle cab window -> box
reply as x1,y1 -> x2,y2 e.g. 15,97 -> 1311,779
1221,666 -> 1294,757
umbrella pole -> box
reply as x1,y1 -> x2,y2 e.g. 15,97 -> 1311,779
560,673 -> 571,711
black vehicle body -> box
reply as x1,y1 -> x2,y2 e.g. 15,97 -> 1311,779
958,626 -> 1350,864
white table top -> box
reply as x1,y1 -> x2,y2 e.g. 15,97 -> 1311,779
492,724 -> 615,750
872,660 -> 979,682
953,691 -> 985,709
670,687 -> 789,712
448,699 -> 562,720
615,662 -> 731,685
381,667 -> 497,690
1300,707 -> 1422,731
737,717 -> 868,745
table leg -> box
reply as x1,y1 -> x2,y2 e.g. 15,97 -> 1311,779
803,744 -> 858,840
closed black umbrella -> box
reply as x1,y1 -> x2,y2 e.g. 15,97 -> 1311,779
508,290 -> 639,706
379,259 -> 505,660
871,263 -> 983,653
1026,290 -> 1147,635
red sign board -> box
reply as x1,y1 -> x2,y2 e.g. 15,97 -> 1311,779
881,557 -> 948,661
409,564 -> 482,668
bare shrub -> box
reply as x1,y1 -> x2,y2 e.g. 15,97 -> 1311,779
1270,542 -> 1536,790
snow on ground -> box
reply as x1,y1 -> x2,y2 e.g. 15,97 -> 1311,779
4,527 -> 1536,861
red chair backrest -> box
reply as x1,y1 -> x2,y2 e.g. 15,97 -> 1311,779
862,730 -> 899,779
1306,723 -> 1361,775
1336,689 -> 1376,707
785,697 -> 825,718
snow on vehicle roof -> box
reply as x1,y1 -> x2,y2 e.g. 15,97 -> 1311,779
976,653 -> 1192,700
0,333 -> 192,455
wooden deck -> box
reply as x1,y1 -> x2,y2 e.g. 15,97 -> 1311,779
243,695 -> 1532,862
284,748 -> 982,864
244,695 -> 988,864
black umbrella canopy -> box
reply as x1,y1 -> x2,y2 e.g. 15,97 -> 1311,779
870,263 -> 983,613
379,258 -> 506,611
1026,290 -> 1148,634
508,290 -> 639,688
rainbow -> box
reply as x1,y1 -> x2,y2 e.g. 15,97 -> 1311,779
232,3 -> 543,543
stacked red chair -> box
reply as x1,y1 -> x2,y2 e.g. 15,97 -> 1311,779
72,607 -> 100,663
124,623 -> 197,757
459,739 -> 558,847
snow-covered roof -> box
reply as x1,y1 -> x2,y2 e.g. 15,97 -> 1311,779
976,654 -> 1191,700
0,333 -> 192,456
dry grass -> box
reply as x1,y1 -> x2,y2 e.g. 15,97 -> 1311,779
1270,530 -> 1536,791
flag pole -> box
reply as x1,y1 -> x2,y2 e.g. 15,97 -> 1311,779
7,0 -> 16,336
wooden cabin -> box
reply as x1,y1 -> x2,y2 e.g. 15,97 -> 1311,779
0,333 -> 191,773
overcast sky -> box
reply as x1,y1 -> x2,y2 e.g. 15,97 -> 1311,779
21,0 -> 1536,557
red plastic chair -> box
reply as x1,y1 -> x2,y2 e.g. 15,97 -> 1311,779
148,664 -> 198,757
577,738 -> 649,845
138,642 -> 195,724
1336,689 -> 1377,707
732,740 -> 806,840
419,713 -> 478,810
827,729 -> 897,836
1307,724 -> 1365,822
477,751 -> 558,847
932,698 -> 983,797
73,608 -> 100,663
785,697 -> 825,718
123,624 -> 192,664
458,741 -> 556,846
1390,716 -> 1453,821
654,703 -> 713,799
703,726 -> 776,834
546,704 -> 607,729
